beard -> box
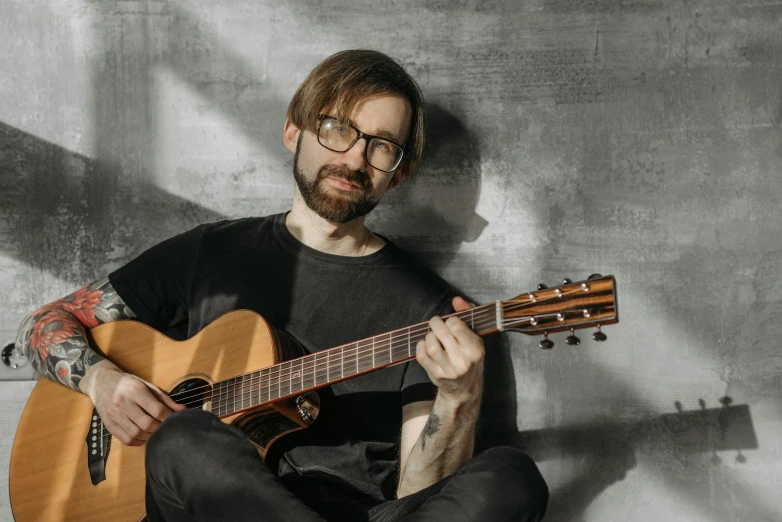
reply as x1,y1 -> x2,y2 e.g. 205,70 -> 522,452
293,146 -> 380,224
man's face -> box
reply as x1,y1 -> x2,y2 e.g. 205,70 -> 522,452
289,94 -> 412,223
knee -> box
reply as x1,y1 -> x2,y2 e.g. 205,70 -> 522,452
472,447 -> 549,516
146,409 -> 220,474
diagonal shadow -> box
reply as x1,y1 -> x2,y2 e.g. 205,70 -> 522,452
515,402 -> 759,521
0,121 -> 226,288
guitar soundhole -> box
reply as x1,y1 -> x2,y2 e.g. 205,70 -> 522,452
170,378 -> 211,410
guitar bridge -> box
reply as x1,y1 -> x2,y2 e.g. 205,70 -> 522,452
85,407 -> 111,485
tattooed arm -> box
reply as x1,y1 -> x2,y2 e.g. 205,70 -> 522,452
396,297 -> 484,498
15,277 -> 184,445
15,277 -> 135,390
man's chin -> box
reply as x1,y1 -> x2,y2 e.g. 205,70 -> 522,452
310,198 -> 377,224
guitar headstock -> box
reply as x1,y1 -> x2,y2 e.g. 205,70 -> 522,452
501,274 -> 618,348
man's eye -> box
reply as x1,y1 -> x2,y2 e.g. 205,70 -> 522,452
373,141 -> 387,150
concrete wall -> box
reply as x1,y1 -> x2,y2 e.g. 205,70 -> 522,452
1,0 -> 781,520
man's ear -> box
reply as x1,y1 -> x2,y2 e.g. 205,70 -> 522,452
283,118 -> 301,154
387,165 -> 406,190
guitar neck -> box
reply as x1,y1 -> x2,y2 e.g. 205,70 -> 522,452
211,303 -> 501,417
210,275 -> 619,417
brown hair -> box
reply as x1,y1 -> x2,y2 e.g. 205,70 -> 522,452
287,49 -> 426,178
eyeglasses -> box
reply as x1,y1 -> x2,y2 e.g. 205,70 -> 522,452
316,114 -> 405,173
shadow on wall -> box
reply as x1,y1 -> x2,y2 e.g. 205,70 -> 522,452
0,122 -> 226,289
371,102 -> 488,266
521,400 -> 758,521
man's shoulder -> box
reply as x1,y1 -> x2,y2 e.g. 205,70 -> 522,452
196,213 -> 281,234
187,213 -> 283,244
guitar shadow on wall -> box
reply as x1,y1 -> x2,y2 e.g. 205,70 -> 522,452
475,389 -> 758,522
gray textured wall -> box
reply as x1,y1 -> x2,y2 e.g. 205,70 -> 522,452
1,0 -> 781,520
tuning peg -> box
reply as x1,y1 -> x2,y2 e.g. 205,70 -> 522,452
588,273 -> 603,280
538,333 -> 554,350
562,278 -> 573,284
592,325 -> 607,342
565,329 -> 581,346
537,283 -> 548,290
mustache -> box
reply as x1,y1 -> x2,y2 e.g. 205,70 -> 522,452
318,164 -> 371,190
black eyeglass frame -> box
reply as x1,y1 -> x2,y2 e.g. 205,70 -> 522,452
316,114 -> 406,173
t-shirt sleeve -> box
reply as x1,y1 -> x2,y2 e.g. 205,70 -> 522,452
400,295 -> 456,406
108,225 -> 206,333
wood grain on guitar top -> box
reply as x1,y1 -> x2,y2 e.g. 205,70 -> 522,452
9,310 -> 286,522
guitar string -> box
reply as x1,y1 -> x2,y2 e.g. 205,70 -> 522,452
164,291 -> 608,410
96,309 -> 504,442
98,288 -> 608,437
159,304 -> 498,402
159,311 -> 502,410
161,288 -> 606,406
166,299 -> 600,412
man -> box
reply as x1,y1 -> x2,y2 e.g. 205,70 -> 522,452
16,49 -> 548,521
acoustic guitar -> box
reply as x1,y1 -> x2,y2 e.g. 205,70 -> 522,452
10,275 -> 618,522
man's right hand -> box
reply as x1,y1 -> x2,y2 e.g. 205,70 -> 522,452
80,360 -> 186,446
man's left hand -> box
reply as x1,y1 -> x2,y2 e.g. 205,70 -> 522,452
415,296 -> 485,404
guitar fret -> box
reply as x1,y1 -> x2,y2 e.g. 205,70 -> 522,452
312,352 -> 329,385
283,361 -> 291,398
303,354 -> 314,389
278,362 -> 287,399
225,377 -> 236,412
270,365 -> 279,401
343,344 -> 358,377
380,333 -> 391,365
212,382 -> 219,416
220,381 -> 227,416
327,350 -> 338,383
238,375 -> 244,412
244,373 -> 251,410
256,372 -> 260,405
260,368 -> 270,405
240,374 -> 246,411
355,339 -> 369,373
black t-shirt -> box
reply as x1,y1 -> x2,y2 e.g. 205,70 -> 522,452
109,213 -> 454,501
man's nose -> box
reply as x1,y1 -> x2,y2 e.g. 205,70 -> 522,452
343,138 -> 368,171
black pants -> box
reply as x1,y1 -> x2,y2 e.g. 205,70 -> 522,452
145,409 -> 548,522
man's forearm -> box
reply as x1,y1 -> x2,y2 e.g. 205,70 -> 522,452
16,308 -> 105,391
15,278 -> 133,392
397,392 -> 481,497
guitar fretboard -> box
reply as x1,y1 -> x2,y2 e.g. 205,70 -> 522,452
211,302 -> 500,417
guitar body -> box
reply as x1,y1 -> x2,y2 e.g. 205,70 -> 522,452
9,310 -> 317,522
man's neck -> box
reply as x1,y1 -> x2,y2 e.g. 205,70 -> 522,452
285,193 -> 383,257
